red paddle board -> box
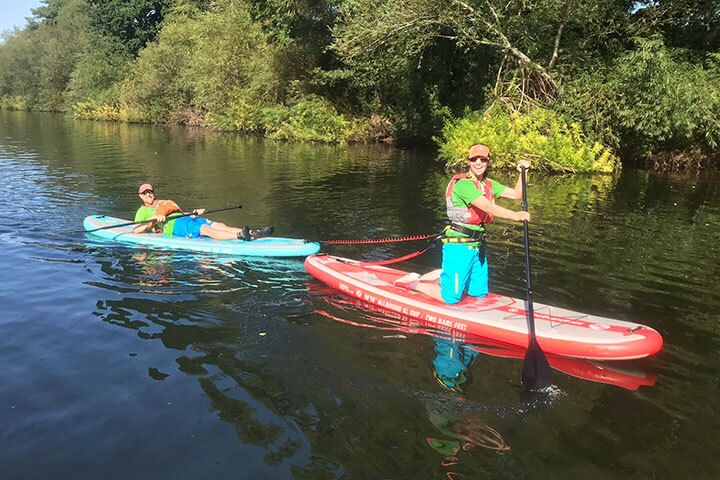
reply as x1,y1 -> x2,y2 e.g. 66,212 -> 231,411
305,254 -> 663,361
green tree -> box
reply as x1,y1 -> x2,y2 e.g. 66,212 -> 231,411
66,34 -> 132,107
36,0 -> 91,110
0,30 -> 42,104
328,0 -> 635,139
0,0 -> 90,111
633,1 -> 720,51
85,0 -> 171,55
29,0 -> 73,25
118,12 -> 196,121
119,0 -> 279,125
560,37 -> 720,164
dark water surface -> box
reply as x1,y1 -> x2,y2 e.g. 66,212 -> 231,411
1,111 -> 719,479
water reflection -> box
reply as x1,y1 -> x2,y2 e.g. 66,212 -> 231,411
426,338 -> 510,478
84,251 -> 314,470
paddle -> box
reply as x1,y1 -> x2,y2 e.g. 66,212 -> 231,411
519,166 -> 553,391
82,204 -> 242,233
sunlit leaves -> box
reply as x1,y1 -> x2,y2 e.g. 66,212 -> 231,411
438,103 -> 618,173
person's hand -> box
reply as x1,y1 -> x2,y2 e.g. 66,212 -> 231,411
152,214 -> 166,223
517,160 -> 531,172
193,208 -> 206,216
514,211 -> 530,222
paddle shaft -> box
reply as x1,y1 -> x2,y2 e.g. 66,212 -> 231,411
520,166 -> 553,390
84,204 -> 242,233
520,168 -> 536,338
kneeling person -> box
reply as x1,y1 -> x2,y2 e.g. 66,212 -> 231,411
394,144 -> 530,304
133,183 -> 273,241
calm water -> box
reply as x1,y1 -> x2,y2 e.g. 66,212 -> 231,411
1,111 -> 719,479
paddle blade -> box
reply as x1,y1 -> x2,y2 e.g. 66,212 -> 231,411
521,338 -> 553,391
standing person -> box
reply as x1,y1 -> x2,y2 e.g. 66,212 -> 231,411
394,144 -> 530,303
133,183 -> 273,241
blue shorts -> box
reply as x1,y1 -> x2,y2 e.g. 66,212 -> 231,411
439,242 -> 488,304
172,216 -> 212,238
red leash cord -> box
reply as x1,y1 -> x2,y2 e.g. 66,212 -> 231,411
320,232 -> 439,245
361,245 -> 437,266
316,230 -> 446,266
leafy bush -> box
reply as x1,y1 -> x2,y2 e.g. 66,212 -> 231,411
73,101 -> 123,120
438,104 -> 618,173
262,95 -> 347,143
0,30 -> 43,106
204,95 -> 265,132
36,0 -> 91,111
0,0 -> 89,111
118,2 -> 279,125
0,96 -> 30,110
560,37 -> 720,161
187,1 -> 279,115
344,114 -> 396,143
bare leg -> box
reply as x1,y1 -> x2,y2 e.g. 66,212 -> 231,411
206,221 -> 242,236
414,281 -> 445,303
394,269 -> 445,302
199,224 -> 239,240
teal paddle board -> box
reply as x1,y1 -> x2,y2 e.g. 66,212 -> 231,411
84,215 -> 321,257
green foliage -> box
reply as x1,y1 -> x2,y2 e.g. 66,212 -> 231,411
329,0 -> 635,138
560,37 -> 720,160
245,0 -> 338,43
0,30 -> 42,103
438,104 -> 618,173
343,115 -> 396,142
633,1 -> 720,52
72,100 -> 123,120
118,12 -> 197,121
118,1 -> 279,124
186,1 -> 279,116
66,34 -> 131,107
86,0 -> 170,55
0,0 -> 90,111
204,95 -> 265,132
119,48 -> 189,121
262,95 -> 347,143
0,96 -> 30,110
330,0 -> 488,138
30,0 -> 73,24
42,0 -> 91,110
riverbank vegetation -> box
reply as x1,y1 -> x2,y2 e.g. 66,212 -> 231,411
1,0 -> 718,171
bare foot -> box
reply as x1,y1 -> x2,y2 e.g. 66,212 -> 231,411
393,272 -> 421,289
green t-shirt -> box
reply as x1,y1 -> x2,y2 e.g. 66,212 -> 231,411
134,205 -> 177,235
446,176 -> 506,238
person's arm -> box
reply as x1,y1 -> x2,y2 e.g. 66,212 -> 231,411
133,216 -> 166,234
469,196 -> 530,222
133,223 -> 150,234
133,212 -> 166,234
498,160 -> 531,200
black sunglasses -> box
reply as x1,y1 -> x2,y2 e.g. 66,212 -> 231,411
141,190 -> 154,195
468,156 -> 490,163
